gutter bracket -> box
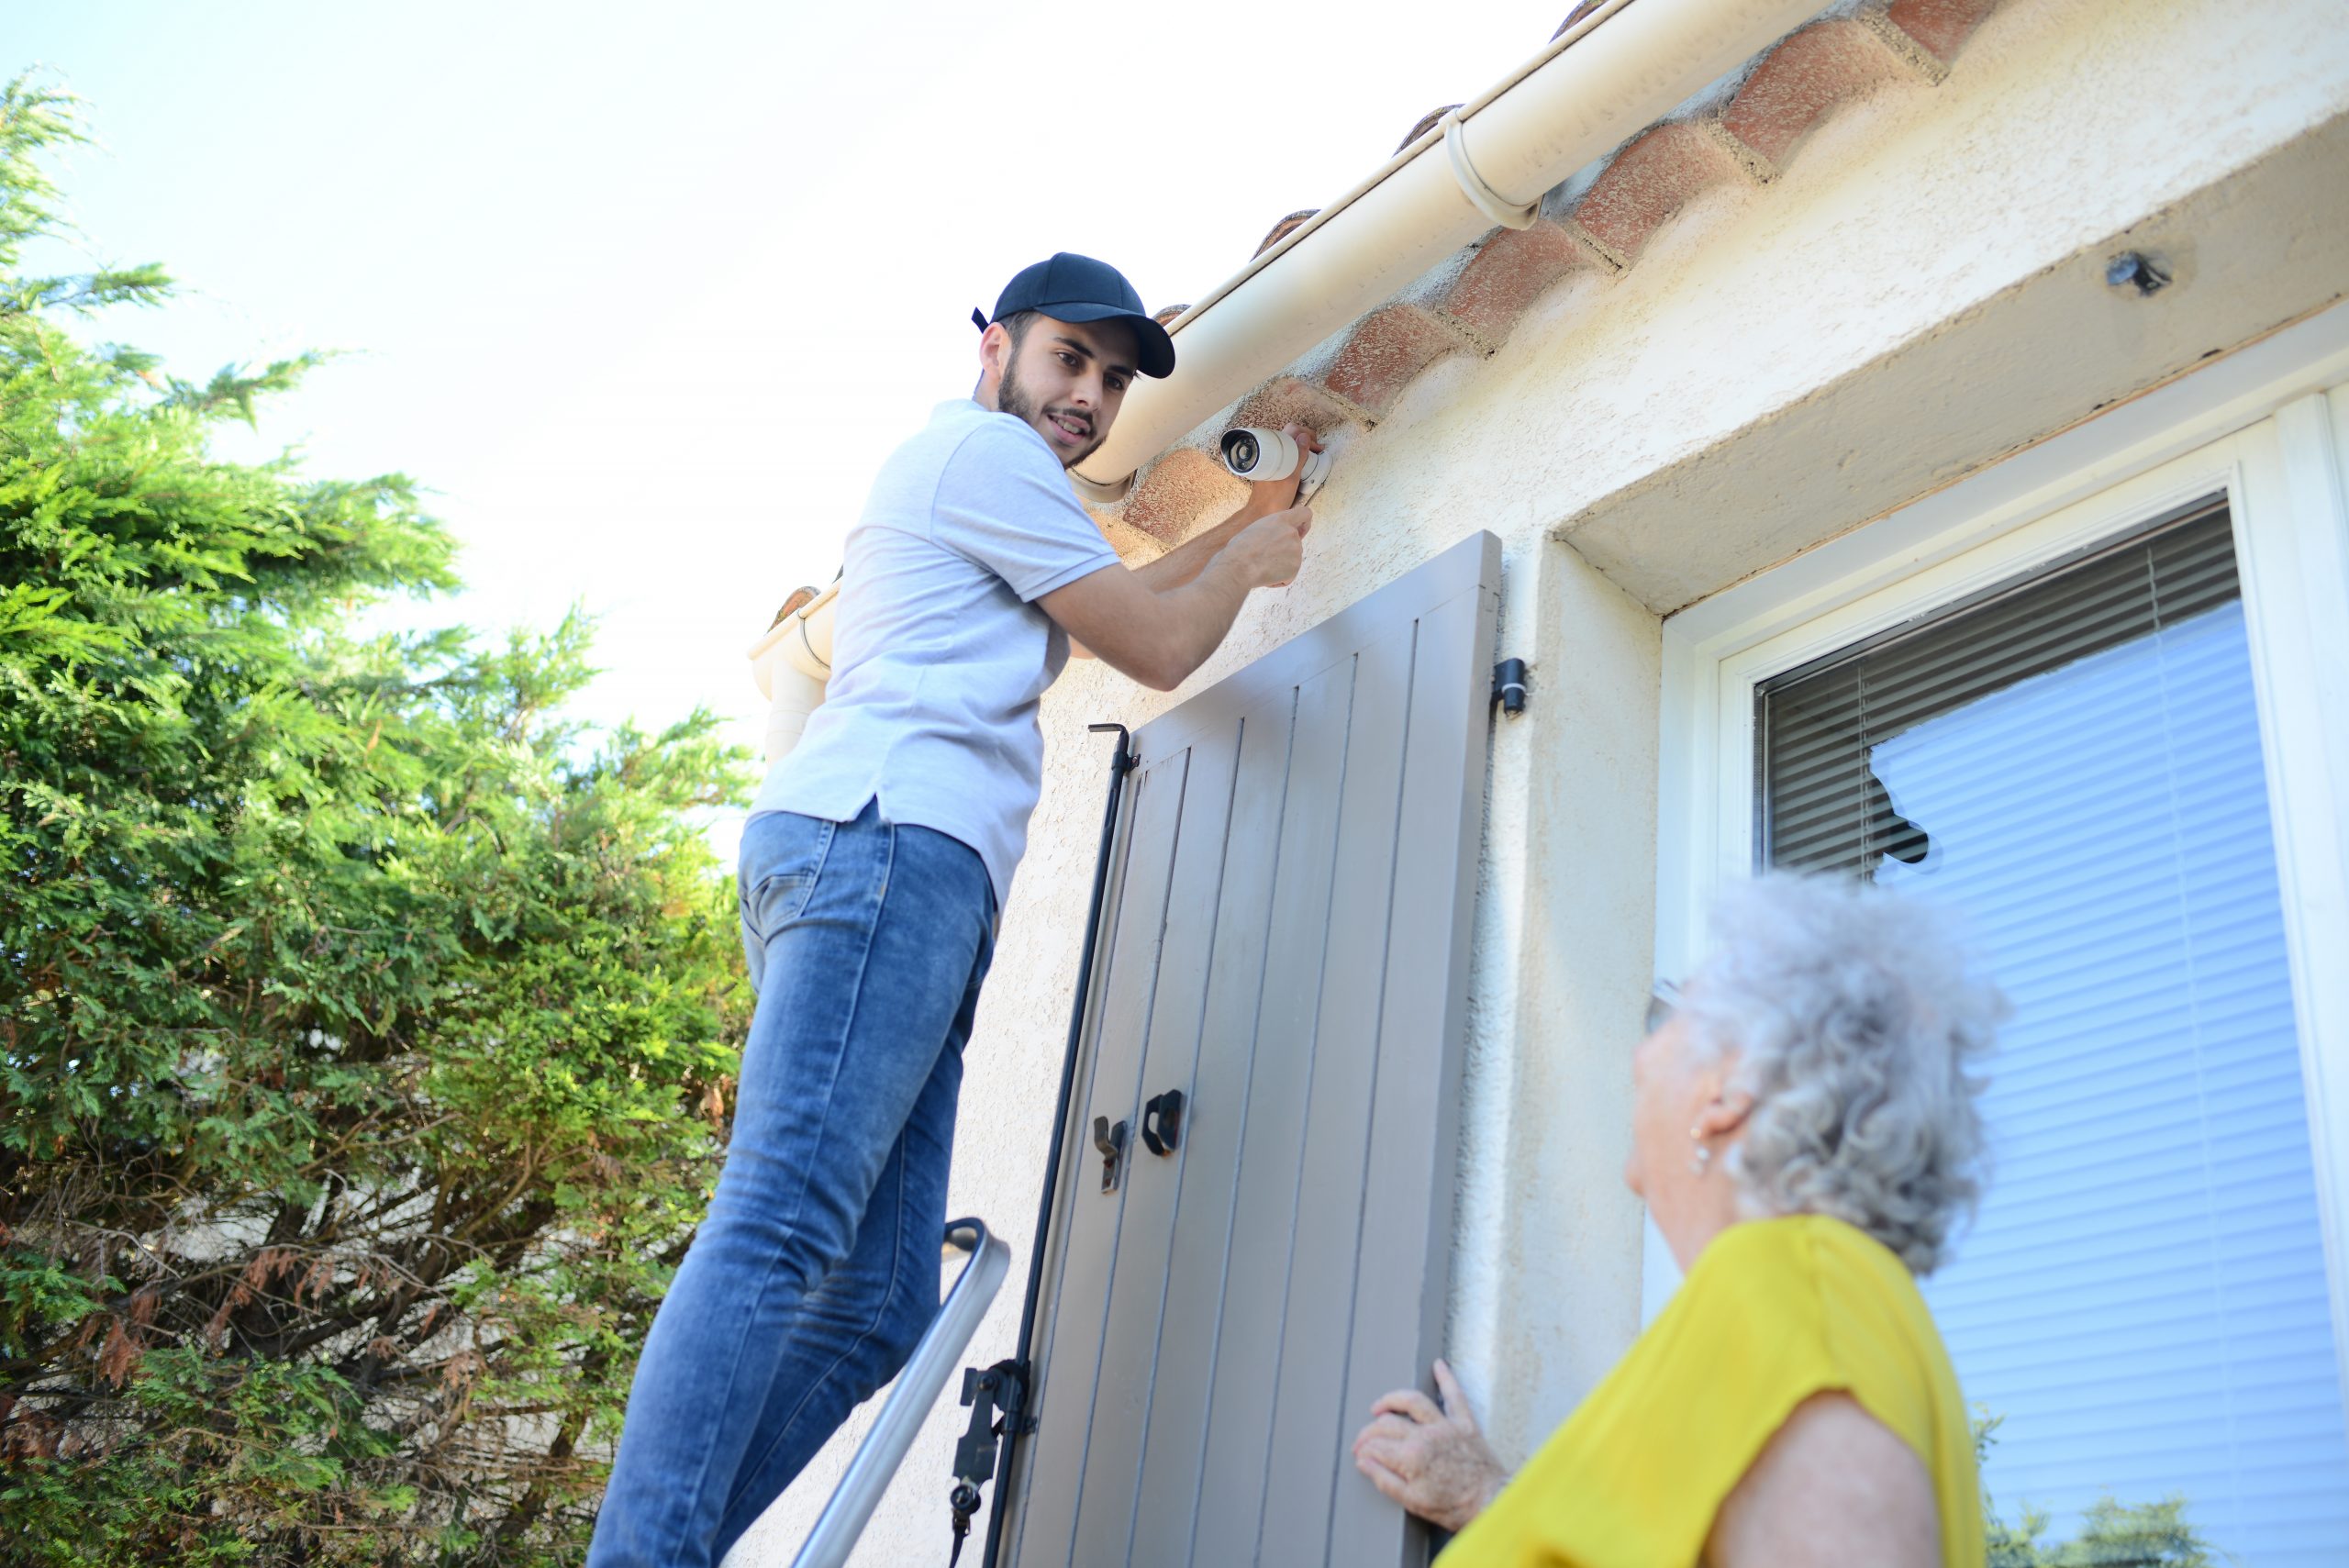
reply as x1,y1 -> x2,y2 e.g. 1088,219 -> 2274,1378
795,608 -> 831,673
1442,111 -> 1541,231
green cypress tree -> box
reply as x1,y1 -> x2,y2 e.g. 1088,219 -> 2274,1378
0,78 -> 751,1565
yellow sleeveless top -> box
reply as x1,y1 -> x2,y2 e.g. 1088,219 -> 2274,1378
1441,1215 -> 1981,1568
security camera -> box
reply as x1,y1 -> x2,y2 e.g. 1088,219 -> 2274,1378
1219,427 -> 1331,492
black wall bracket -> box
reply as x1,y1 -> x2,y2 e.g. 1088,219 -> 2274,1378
1492,657 -> 1529,716
949,1358 -> 1030,1562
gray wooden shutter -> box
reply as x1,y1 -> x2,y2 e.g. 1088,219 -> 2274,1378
1003,531 -> 1500,1568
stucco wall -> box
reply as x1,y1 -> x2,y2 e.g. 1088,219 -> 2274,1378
731,0 -> 2349,1559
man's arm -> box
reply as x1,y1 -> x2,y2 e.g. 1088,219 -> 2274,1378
1061,505 -> 1253,662
1039,503 -> 1309,692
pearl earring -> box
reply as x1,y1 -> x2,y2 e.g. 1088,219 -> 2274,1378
1688,1126 -> 1711,1175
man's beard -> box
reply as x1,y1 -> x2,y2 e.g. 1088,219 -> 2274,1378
997,359 -> 1101,470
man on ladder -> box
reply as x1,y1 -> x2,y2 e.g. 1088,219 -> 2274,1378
588,252 -> 1320,1568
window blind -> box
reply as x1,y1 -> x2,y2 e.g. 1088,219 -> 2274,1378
1757,499 -> 2349,1565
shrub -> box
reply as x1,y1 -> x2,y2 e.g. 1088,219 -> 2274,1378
0,78 -> 751,1565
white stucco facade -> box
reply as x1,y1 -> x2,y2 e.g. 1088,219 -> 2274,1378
735,1 -> 2349,1560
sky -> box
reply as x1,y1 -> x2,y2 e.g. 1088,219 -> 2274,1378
11,1 -> 1569,754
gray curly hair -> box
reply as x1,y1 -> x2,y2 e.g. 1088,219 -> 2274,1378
1682,875 -> 2005,1275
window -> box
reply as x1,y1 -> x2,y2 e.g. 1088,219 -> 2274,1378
1755,498 -> 2349,1562
1656,331 -> 2349,1563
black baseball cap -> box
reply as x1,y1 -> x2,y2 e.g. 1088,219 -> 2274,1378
971,252 -> 1176,379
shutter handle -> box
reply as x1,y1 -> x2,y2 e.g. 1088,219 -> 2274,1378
1093,1115 -> 1129,1193
1140,1089 -> 1185,1157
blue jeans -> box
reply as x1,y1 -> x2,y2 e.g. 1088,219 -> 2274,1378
587,800 -> 996,1568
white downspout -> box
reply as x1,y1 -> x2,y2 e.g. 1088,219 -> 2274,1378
747,583 -> 839,764
1069,0 -> 1828,500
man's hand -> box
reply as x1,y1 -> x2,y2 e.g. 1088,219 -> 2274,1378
1121,422 -> 1325,598
1351,1359 -> 1510,1534
1243,422 -> 1325,516
1223,504 -> 1312,591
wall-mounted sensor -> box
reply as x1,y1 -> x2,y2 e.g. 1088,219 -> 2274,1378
2105,250 -> 2171,296
1219,426 -> 1331,493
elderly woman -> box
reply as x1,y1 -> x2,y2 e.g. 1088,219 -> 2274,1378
1353,875 -> 2002,1567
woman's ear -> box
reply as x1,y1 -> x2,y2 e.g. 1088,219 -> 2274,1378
1695,1073 -> 1754,1142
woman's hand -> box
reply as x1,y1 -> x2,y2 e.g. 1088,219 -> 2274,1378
1351,1358 -> 1510,1533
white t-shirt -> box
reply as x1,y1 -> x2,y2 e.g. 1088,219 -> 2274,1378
749,398 -> 1122,910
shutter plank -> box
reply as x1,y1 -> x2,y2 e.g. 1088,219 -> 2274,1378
1069,729 -> 1243,1563
1127,698 -> 1301,1567
1256,623 -> 1419,1565
1186,658 -> 1360,1565
1014,752 -> 1192,1565
998,770 -> 1145,1539
1329,575 -> 1497,1566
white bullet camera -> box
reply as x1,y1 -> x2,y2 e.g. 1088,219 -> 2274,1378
1219,426 -> 1331,492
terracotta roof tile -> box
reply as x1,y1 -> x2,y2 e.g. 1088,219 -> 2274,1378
1120,446 -> 1242,544
1552,1 -> 1610,39
1397,105 -> 1463,156
1437,217 -> 1613,345
1253,209 -> 1320,259
1322,303 -> 1475,417
1884,0 -> 2005,64
1574,120 -> 1760,260
1721,16 -> 1923,168
1231,374 -> 1375,440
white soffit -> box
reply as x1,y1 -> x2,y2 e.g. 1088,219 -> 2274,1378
1563,117 -> 2349,614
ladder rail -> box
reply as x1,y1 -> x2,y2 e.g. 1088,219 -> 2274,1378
789,1218 -> 1012,1568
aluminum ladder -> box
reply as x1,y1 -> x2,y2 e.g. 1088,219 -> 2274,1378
788,1217 -> 1011,1568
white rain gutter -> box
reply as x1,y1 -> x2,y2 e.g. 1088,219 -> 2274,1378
748,583 -> 838,763
1069,0 -> 1829,501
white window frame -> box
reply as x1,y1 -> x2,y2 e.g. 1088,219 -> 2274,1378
1645,301 -> 2349,1426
